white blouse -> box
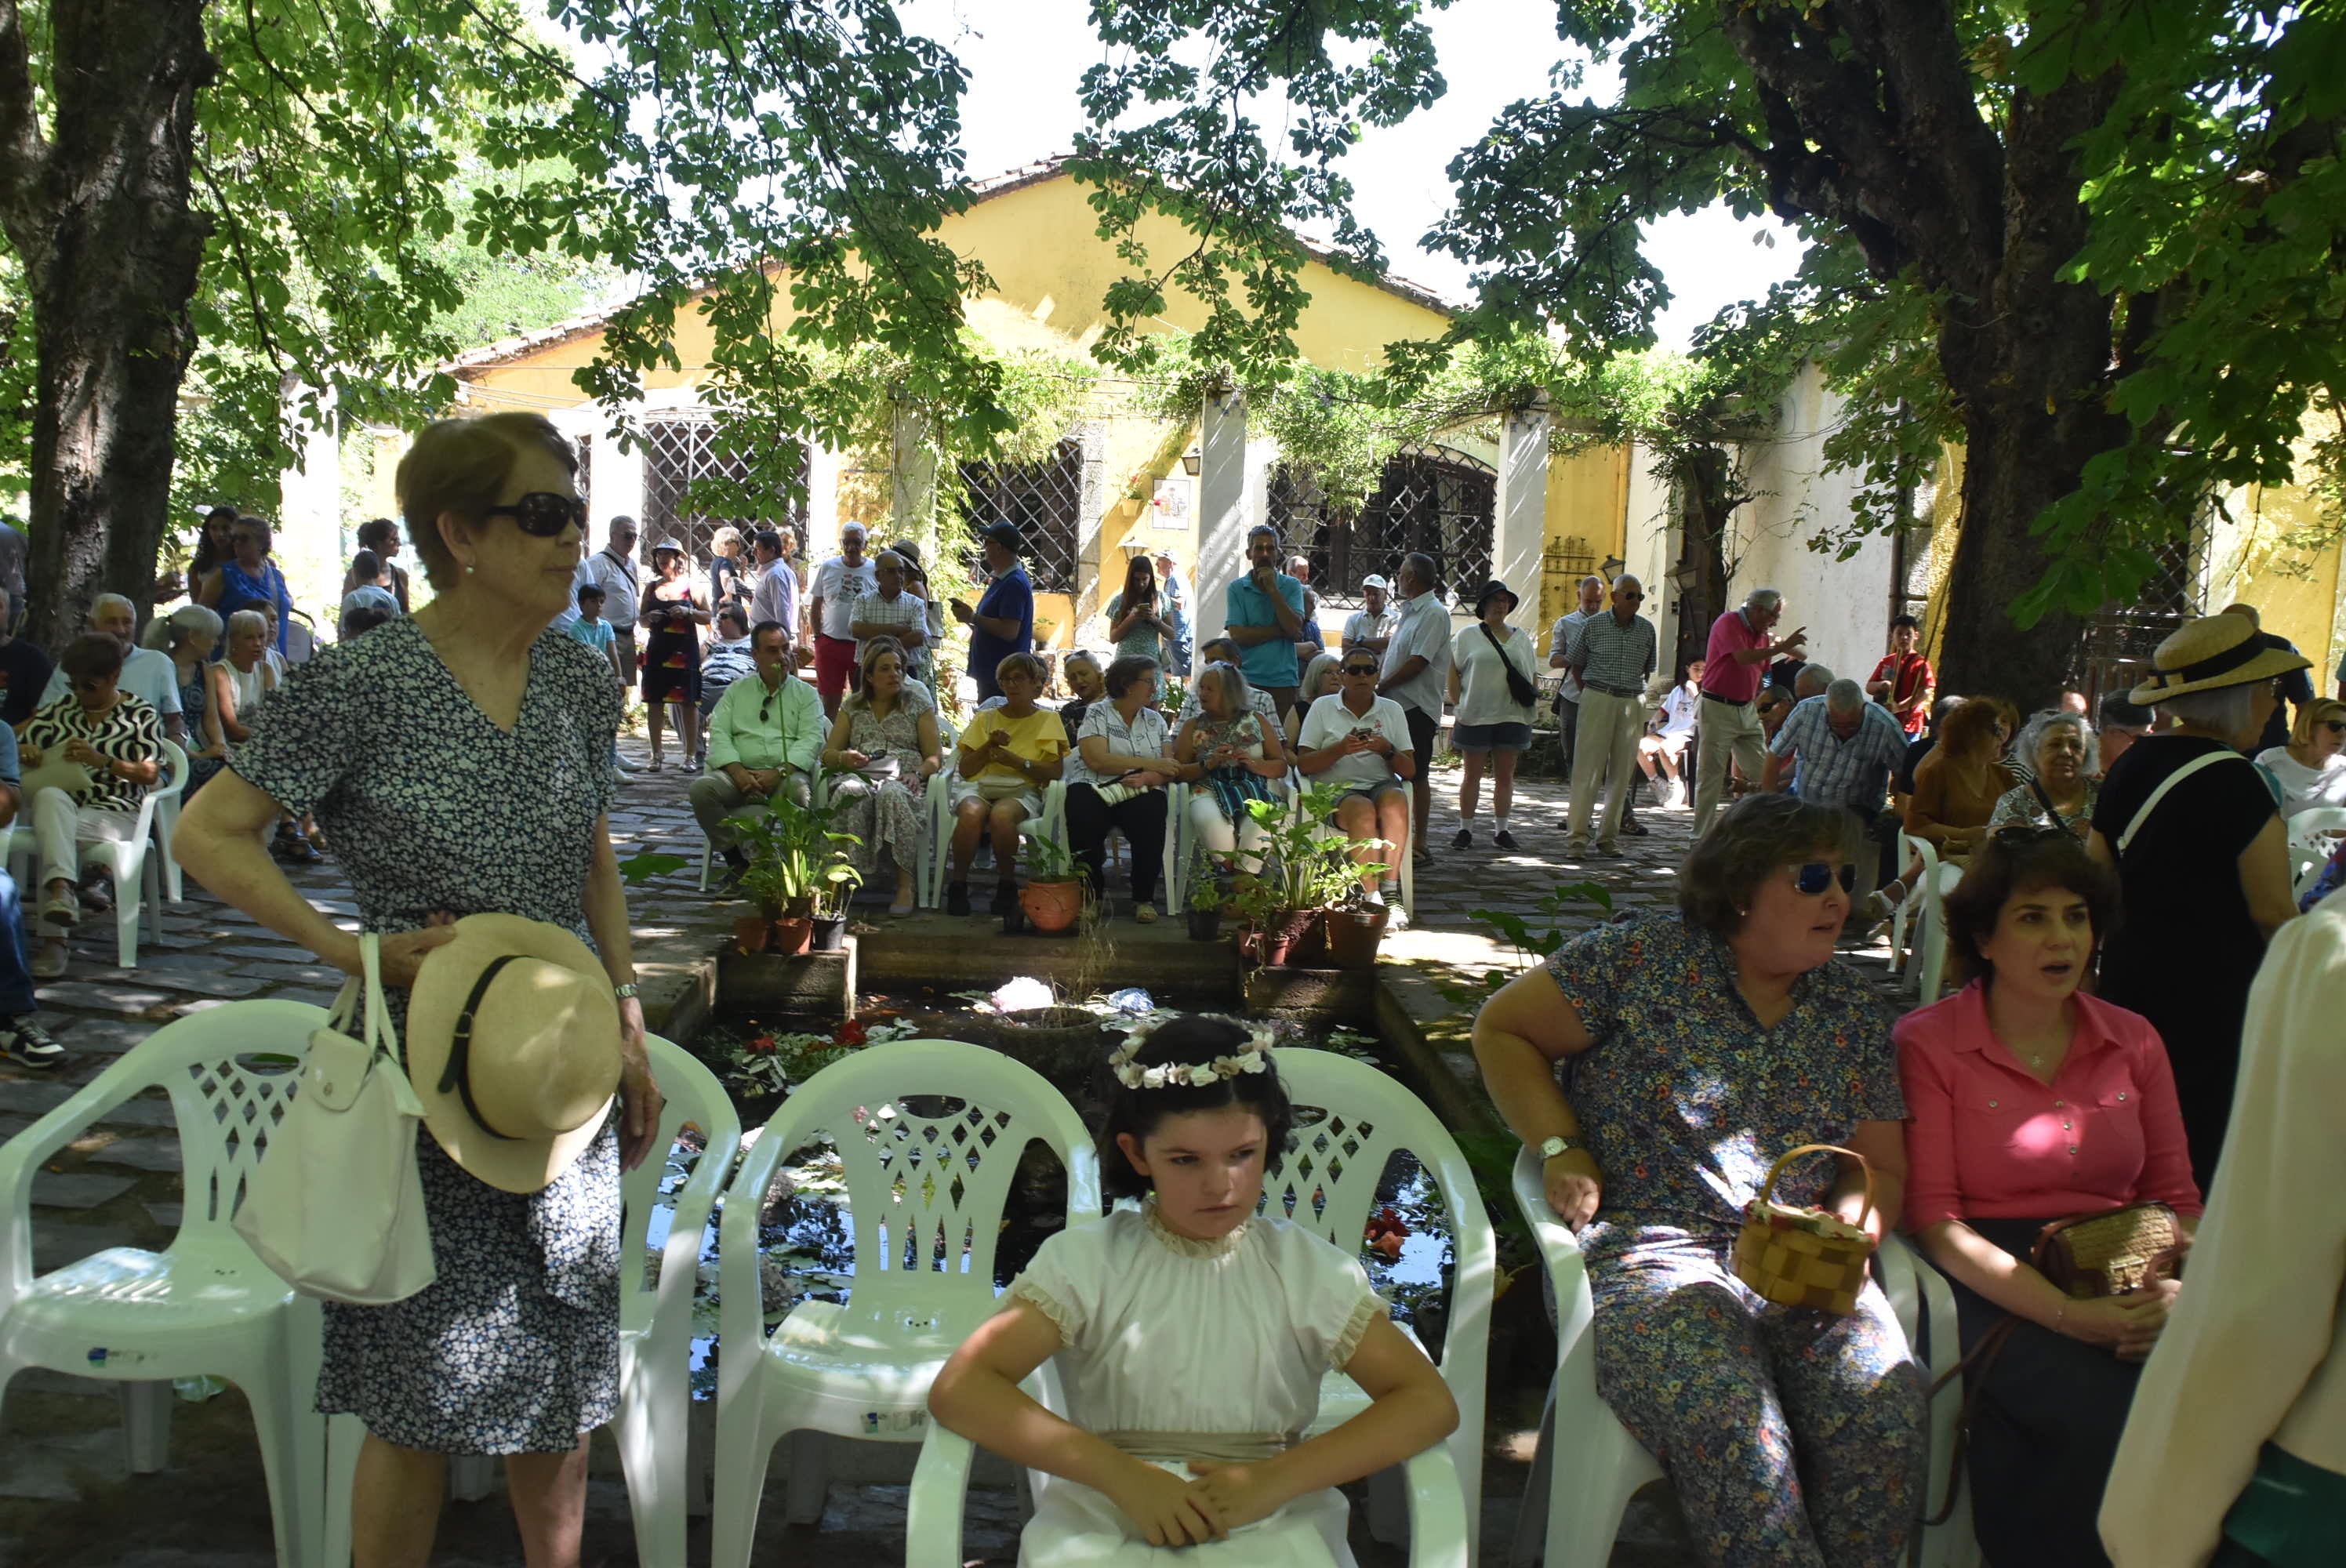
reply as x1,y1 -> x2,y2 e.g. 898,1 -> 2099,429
2254,745 -> 2346,817
1448,623 -> 1538,727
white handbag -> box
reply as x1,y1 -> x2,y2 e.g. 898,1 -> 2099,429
234,935 -> 438,1305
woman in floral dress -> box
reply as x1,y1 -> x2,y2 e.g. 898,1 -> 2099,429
1472,792 -> 1927,1566
819,636 -> 942,916
1172,661 -> 1287,877
175,412 -> 662,1567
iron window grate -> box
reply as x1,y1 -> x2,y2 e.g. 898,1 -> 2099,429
957,438 -> 1084,595
1275,441 -> 1496,608
640,416 -> 806,564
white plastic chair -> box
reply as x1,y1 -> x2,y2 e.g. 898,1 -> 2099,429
0,1000 -> 336,1568
7,737 -> 187,967
2287,805 -> 2346,902
1292,779 -> 1416,921
151,739 -> 192,904
927,767 -> 1066,910
1887,833 -> 1940,990
315,1034 -> 740,1567
710,1039 -> 1102,1568
1912,854 -> 1965,1005
1504,1145 -> 1967,1567
1269,1047 -> 1491,1559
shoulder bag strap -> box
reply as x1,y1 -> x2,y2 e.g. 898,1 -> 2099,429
1480,623 -> 1538,707
2116,750 -> 2242,855
2028,776 -> 2068,833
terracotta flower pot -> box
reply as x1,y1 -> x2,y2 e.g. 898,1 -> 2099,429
1258,909 -> 1324,967
1019,879 -> 1084,934
769,916 -> 813,956
734,915 -> 772,956
1323,904 -> 1389,970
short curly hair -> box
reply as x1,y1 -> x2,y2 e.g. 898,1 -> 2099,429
1677,793 -> 1858,935
995,650 -> 1048,690
1099,1015 -> 1297,1201
1941,827 -> 2118,985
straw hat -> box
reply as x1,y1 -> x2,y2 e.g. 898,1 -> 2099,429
405,915 -> 622,1194
2128,613 -> 2310,706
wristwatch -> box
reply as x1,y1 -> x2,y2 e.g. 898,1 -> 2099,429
1538,1134 -> 1586,1160
612,982 -> 641,1001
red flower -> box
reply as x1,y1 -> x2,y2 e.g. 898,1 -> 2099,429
1364,1206 -> 1409,1259
745,1034 -> 777,1055
833,1018 -> 869,1047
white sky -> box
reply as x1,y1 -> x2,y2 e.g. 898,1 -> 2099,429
899,0 -> 1803,349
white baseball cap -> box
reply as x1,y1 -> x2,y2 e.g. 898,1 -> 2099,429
1361,574 -> 1390,591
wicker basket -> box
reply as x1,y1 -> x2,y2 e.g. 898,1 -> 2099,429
1731,1143 -> 1878,1315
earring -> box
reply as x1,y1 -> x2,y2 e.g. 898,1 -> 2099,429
465,564 -> 476,575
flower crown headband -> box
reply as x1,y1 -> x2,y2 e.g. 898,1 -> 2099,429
1108,1012 -> 1275,1091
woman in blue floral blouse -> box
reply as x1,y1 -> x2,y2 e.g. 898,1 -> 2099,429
1473,793 -> 1927,1566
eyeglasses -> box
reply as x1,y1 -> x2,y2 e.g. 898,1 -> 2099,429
1342,664 -> 1379,677
1618,590 -> 1643,599
1791,862 -> 1857,896
2325,720 -> 2346,735
481,492 -> 588,537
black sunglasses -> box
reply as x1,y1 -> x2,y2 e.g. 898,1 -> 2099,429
1342,663 -> 1379,677
1791,862 -> 1857,896
482,492 -> 588,537
2325,720 -> 2346,735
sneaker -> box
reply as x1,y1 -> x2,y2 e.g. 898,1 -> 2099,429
989,880 -> 1018,916
39,891 -> 77,930
30,942 -> 67,979
78,872 -> 114,914
611,766 -> 628,786
611,753 -> 641,775
1562,840 -> 1589,858
1622,816 -> 1650,837
0,1015 -> 62,1069
1364,885 -> 1385,907
946,881 -> 971,917
1451,827 -> 1473,850
1494,829 -> 1520,851
1133,903 -> 1158,924
1592,842 -> 1625,858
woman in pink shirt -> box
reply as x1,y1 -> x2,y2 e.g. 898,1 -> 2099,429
1896,826 -> 2203,1568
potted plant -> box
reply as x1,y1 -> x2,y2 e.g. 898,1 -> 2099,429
1234,784 -> 1363,967
1324,887 -> 1391,970
1184,845 -> 1223,942
1016,832 -> 1086,934
808,859 -> 862,952
726,786 -> 864,956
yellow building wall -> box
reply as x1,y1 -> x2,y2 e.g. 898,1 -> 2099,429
2223,477 -> 2342,690
1538,445 -> 1630,626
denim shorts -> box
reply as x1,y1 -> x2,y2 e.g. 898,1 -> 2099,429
1452,720 -> 1532,753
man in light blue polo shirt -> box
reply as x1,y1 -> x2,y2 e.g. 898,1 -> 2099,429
1222,524 -> 1309,720
1377,551 -> 1451,862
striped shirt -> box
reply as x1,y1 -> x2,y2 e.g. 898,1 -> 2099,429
20,694 -> 165,814
1567,612 -> 1658,695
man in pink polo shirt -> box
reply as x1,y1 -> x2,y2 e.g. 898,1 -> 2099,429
1690,586 -> 1808,834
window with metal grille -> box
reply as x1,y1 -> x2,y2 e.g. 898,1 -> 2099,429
2073,530 -> 2199,701
957,437 -> 1084,594
1275,441 -> 1496,609
640,416 -> 805,564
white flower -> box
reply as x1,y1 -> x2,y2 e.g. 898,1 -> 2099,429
1187,1064 -> 1218,1087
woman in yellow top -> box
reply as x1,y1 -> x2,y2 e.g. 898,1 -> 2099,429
946,652 -> 1066,916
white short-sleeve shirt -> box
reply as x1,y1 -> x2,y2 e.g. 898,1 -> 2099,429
1298,692 -> 1413,789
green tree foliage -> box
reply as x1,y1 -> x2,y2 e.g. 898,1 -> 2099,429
1075,1 -> 2346,705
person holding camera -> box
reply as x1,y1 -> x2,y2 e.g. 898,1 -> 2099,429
1296,648 -> 1417,911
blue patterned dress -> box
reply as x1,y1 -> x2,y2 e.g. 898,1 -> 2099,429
233,615 -> 626,1454
1541,912 -> 1927,1567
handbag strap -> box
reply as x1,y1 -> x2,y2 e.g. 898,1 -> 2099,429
2116,749 -> 2244,855
2028,776 -> 2068,833
1479,623 -> 1537,702
329,934 -> 390,1054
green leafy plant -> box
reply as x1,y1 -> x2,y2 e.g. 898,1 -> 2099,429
618,851 -> 694,887
1018,831 -> 1083,887
1240,783 -> 1385,916
1436,881 -> 1616,1007
1184,845 -> 1223,915
725,782 -> 864,920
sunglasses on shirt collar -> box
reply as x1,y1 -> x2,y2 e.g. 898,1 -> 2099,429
482,492 -> 589,537
1791,862 -> 1857,896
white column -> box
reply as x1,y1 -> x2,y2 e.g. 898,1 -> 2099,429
804,443 -> 844,552
1191,387 -> 1247,648
590,409 -> 645,540
1491,403 -> 1550,605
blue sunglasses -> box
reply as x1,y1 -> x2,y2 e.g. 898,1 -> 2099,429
1792,862 -> 1857,896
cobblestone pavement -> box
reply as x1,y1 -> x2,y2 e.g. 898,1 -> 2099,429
0,739 -> 1863,1565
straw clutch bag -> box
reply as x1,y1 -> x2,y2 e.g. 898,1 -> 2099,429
1732,1143 -> 1878,1315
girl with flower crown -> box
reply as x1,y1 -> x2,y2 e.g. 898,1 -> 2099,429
928,1014 -> 1458,1564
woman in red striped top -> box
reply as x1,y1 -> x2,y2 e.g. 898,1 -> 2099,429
1895,826 -> 2203,1567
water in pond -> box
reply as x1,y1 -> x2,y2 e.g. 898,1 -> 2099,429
654,991 -> 1467,1399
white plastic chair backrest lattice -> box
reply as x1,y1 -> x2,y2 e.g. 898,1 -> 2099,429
720,1039 -> 1103,1342
2288,804 -> 2346,845
1262,1048 -> 1494,1541
2,1000 -> 332,1297
151,739 -> 192,903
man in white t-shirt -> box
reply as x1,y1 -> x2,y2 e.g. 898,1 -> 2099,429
574,516 -> 642,685
1295,648 -> 1417,912
808,521 -> 877,717
1342,575 -> 1394,655
40,594 -> 183,740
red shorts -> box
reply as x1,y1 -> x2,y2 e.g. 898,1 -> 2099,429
814,634 -> 859,702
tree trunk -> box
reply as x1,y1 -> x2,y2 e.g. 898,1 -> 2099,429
0,1 -> 212,650
1930,72 -> 2128,712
